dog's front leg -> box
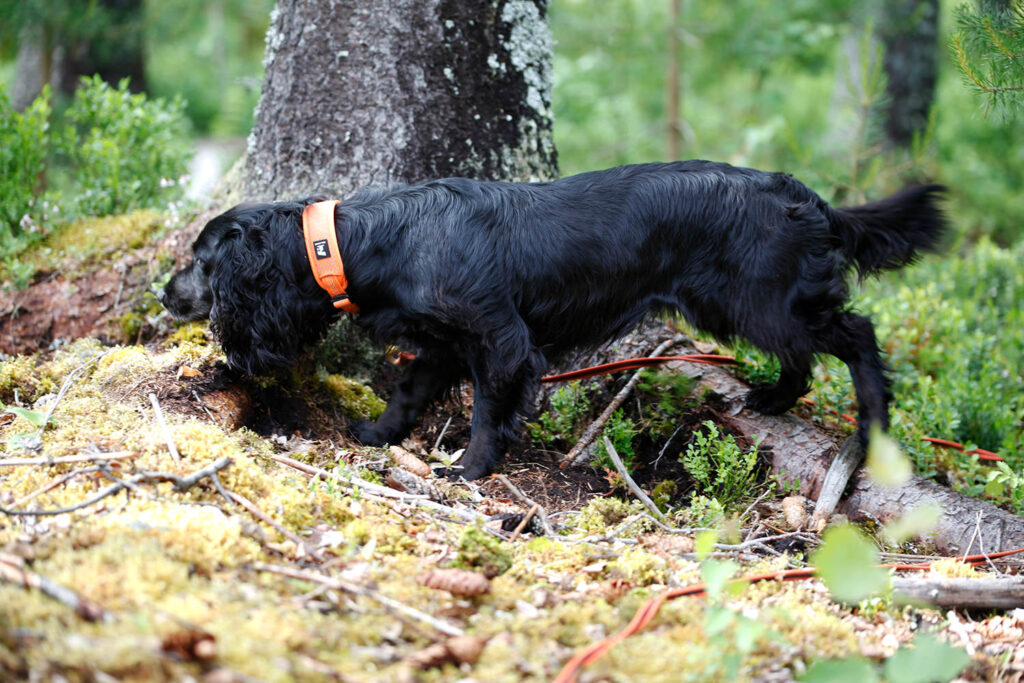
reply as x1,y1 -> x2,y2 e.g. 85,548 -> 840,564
457,343 -> 546,481
350,354 -> 460,446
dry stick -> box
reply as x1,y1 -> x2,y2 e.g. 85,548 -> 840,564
35,350 -> 112,436
564,335 -> 683,467
0,451 -> 137,468
809,435 -> 864,530
0,551 -> 108,622
433,416 -> 454,452
221,487 -> 321,561
493,474 -> 555,536
270,454 -> 487,525
509,503 -> 539,542
602,436 -> 665,523
253,562 -> 465,637
890,576 -> 1024,610
0,457 -> 232,516
10,467 -> 104,508
148,392 -> 181,463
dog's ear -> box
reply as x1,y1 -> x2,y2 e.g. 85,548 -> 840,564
207,211 -> 332,374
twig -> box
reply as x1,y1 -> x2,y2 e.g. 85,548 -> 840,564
221,487 -> 321,560
0,451 -> 137,467
961,510 -> 984,563
433,416 -> 453,452
270,454 -> 488,525
509,504 -> 539,541
37,350 -> 111,436
493,474 -> 555,536
0,551 -> 108,622
149,392 -> 181,463
253,562 -> 465,637
652,423 -> 686,469
564,336 -> 682,467
601,436 -> 665,523
0,457 -> 232,516
738,489 -> 772,527
192,390 -> 218,423
9,466 -> 104,508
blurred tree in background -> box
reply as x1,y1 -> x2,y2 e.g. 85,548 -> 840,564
0,0 -> 146,110
880,0 -> 940,148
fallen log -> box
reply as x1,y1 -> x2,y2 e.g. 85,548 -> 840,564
668,351 -> 1024,555
890,576 -> 1024,610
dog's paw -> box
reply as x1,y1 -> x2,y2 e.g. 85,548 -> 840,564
744,384 -> 797,416
349,420 -> 389,446
457,462 -> 492,481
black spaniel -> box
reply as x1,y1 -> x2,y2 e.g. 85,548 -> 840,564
160,161 -> 947,479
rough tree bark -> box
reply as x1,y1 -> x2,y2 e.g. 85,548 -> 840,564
879,0 -> 939,148
243,0 -> 558,200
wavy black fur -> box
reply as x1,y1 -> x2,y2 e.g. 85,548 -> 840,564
160,161 -> 948,479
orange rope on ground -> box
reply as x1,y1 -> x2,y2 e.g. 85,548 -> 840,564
540,354 -> 740,383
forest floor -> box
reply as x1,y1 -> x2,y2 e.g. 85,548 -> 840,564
0,212 -> 1022,681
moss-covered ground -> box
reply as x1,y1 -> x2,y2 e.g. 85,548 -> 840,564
1,335 -> 1021,682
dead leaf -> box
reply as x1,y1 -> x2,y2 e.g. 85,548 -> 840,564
389,445 -> 432,477
782,496 -> 808,530
417,568 -> 491,596
177,365 -> 203,379
405,635 -> 489,669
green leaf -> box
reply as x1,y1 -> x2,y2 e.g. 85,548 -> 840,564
866,423 -> 911,488
695,529 -> 719,560
799,656 -> 879,683
882,504 -> 943,545
882,633 -> 970,683
811,524 -> 889,603
6,406 -> 48,428
703,604 -> 734,637
701,558 -> 738,600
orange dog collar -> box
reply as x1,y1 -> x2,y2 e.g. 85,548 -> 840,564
302,200 -> 359,314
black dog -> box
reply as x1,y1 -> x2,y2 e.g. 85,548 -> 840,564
160,161 -> 947,479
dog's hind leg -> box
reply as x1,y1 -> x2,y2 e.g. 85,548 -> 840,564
817,311 -> 892,439
350,353 -> 462,446
744,352 -> 813,415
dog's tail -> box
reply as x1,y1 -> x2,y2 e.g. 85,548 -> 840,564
828,184 -> 949,276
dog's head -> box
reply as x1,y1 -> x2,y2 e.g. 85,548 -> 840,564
160,202 -> 336,374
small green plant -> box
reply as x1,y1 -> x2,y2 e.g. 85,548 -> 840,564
60,76 -> 191,217
595,408 -> 638,472
985,461 -> 1024,513
527,381 -> 592,446
680,421 -> 761,512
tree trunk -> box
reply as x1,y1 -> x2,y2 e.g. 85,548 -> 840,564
879,0 -> 939,148
244,0 -> 558,200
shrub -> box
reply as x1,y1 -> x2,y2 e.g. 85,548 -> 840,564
681,421 -> 761,512
527,381 -> 592,446
0,87 -> 50,245
60,76 -> 191,217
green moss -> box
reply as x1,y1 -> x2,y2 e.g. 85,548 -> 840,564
320,374 -> 386,420
569,497 -> 649,535
609,547 -> 669,585
23,210 -> 166,276
450,525 -> 513,578
0,354 -> 54,403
